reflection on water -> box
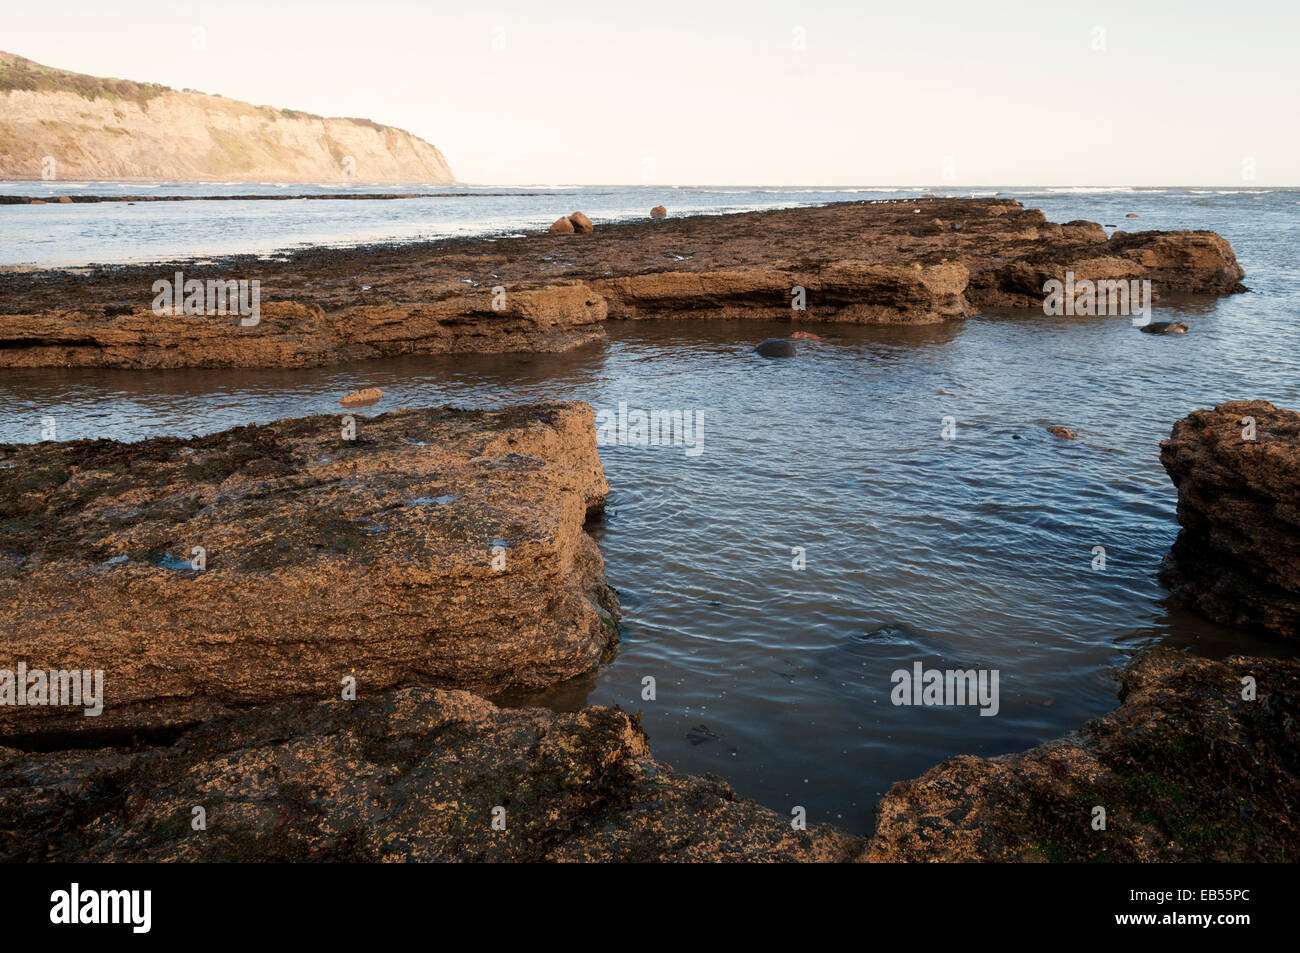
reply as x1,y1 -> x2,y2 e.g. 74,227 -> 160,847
2,189 -> 1299,834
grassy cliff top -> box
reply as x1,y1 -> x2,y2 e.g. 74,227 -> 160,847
0,51 -> 171,105
0,51 -> 405,130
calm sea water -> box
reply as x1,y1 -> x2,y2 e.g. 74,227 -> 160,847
1,186 -> 1297,835
1,181 -> 1291,268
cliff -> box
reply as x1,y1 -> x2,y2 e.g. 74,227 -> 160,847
0,51 -> 454,183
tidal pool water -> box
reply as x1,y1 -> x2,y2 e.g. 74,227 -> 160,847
2,188 -> 1297,834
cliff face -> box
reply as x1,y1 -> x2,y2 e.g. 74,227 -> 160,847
0,52 -> 453,183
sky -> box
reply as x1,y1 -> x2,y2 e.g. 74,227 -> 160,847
4,0 -> 1298,185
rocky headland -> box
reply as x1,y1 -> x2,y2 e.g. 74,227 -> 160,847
0,198 -> 1245,369
0,51 -> 453,184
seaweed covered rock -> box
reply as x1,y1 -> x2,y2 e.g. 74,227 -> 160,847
864,650 -> 1300,861
0,687 -> 864,862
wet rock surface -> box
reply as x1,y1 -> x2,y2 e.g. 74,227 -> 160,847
1159,400 -> 1300,638
2,648 -> 1292,862
0,687 -> 862,862
1140,321 -> 1188,334
866,649 -> 1300,861
0,403 -> 619,741
0,199 -> 1244,368
754,337 -> 797,357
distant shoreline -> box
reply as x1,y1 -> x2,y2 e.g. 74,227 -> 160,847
0,192 -> 536,205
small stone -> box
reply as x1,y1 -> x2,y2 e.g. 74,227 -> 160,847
339,387 -> 383,405
754,338 -> 797,357
1140,322 -> 1189,335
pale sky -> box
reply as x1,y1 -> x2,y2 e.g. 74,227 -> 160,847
5,0 -> 1298,185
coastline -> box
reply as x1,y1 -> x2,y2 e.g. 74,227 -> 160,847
2,393 -> 1298,860
1,195 -> 1294,862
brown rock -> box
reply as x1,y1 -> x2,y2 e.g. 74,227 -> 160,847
0,199 -> 1246,368
1126,212 -> 1139,218
548,216 -> 575,234
0,281 -> 608,369
650,205 -> 667,217
865,649 -> 1300,861
0,687 -> 863,862
568,211 -> 594,233
28,199 -> 46,205
755,337 -> 797,357
56,196 -> 72,204
1045,425 -> 1078,439
790,331 -> 825,341
1140,321 -> 1188,334
1158,400 -> 1300,637
597,260 -> 973,325
0,403 -> 619,741
339,386 -> 383,405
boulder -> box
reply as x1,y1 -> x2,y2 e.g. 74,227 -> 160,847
339,386 -> 383,405
1158,400 -> 1300,637
650,205 -> 667,218
789,331 -> 825,341
0,404 -> 620,741
568,211 -> 594,233
1140,321 -> 1188,334
549,216 -> 575,234
754,338 -> 797,357
1125,212 -> 1139,218
1045,425 -> 1078,439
